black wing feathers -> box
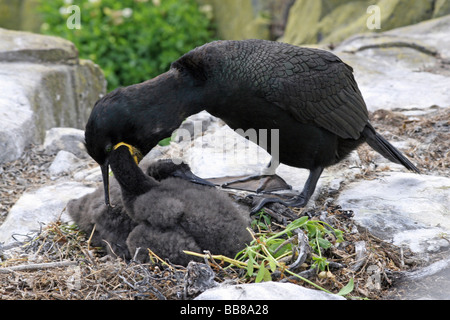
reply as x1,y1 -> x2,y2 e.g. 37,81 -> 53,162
272,50 -> 368,140
175,40 -> 369,140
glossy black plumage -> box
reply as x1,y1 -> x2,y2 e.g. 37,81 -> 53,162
85,39 -> 419,212
69,155 -> 252,265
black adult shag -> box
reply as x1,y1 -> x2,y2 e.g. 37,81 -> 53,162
85,39 -> 419,212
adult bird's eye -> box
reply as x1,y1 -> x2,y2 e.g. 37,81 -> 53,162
105,145 -> 113,153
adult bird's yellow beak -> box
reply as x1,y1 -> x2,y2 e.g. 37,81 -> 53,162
113,142 -> 143,165
101,142 -> 143,207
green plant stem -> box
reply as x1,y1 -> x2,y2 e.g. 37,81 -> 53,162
183,250 -> 334,295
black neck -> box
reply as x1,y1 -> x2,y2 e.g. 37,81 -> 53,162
109,146 -> 158,198
125,69 -> 207,154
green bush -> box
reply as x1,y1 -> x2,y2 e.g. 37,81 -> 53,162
39,0 -> 215,90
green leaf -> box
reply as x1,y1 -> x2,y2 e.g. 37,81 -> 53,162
317,237 -> 332,249
158,137 -> 172,146
39,0 -> 215,91
338,278 -> 354,296
255,262 -> 271,283
255,263 -> 265,283
263,268 -> 272,282
269,216 -> 308,240
268,258 -> 277,272
334,229 -> 344,242
268,239 -> 291,259
263,214 -> 271,226
312,255 -> 329,271
289,216 -> 308,229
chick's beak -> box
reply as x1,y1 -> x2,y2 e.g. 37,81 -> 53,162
100,160 -> 111,207
173,170 -> 216,187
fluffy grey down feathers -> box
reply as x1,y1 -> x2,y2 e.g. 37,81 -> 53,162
68,162 -> 251,266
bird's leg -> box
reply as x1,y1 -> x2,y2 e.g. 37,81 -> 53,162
250,166 -> 324,214
284,166 -> 323,207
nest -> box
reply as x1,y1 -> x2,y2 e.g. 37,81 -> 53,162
1,107 -> 446,300
0,221 -> 187,300
369,107 -> 449,175
0,146 -> 53,222
0,204 -> 418,300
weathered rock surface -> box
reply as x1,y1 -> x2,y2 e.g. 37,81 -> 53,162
48,150 -> 84,178
337,172 -> 450,254
0,181 -> 95,245
201,0 -> 270,40
43,127 -> 87,159
0,28 -> 78,64
0,126 -> 98,245
282,0 -> 450,46
195,281 -> 345,300
0,28 -> 106,164
199,0 -> 295,40
334,15 -> 450,113
1,16 -> 449,299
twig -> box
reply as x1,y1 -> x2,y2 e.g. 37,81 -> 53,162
184,250 -> 333,295
351,241 -> 367,272
147,248 -> 175,271
287,229 -> 310,271
183,251 -> 248,269
273,234 -> 297,255
118,275 -> 136,290
56,205 -> 67,222
204,250 -> 227,270
87,223 -> 97,251
133,247 -> 142,261
280,266 -> 317,283
0,260 -> 77,274
82,247 -> 98,267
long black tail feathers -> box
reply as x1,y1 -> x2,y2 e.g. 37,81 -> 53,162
363,123 -> 420,174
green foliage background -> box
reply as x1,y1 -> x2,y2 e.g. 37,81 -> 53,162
39,0 -> 215,90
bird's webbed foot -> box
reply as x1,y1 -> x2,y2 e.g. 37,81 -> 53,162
248,166 -> 323,215
221,174 -> 269,192
249,194 -> 307,215
221,174 -> 292,194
